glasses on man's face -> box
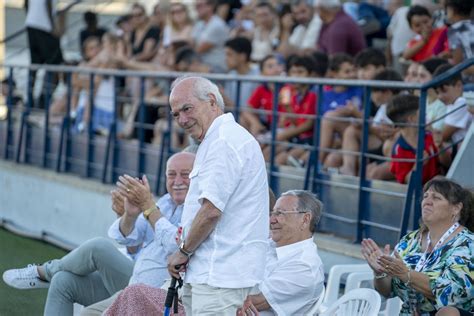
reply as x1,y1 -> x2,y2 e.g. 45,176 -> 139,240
270,210 -> 308,218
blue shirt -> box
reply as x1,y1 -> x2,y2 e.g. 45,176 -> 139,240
321,86 -> 363,115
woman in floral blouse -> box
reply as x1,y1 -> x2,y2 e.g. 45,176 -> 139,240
361,177 -> 474,316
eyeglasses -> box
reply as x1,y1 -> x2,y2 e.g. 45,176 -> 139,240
270,210 -> 308,217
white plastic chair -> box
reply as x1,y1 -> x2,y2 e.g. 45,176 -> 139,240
323,264 -> 372,307
307,286 -> 326,315
345,271 -> 402,316
320,288 -> 381,316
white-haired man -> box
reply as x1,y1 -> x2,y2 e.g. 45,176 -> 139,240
3,152 -> 195,315
237,190 -> 325,315
167,76 -> 269,315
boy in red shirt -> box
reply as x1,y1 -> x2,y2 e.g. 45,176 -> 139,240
262,55 -> 317,164
402,5 -> 448,62
386,94 -> 440,184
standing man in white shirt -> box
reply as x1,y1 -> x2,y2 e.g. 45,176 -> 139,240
167,76 -> 269,315
237,190 -> 325,316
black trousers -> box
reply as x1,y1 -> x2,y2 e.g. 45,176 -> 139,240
26,27 -> 63,109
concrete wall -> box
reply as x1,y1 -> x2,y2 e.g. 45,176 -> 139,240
0,160 -> 116,248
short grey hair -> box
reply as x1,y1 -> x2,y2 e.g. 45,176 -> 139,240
314,0 -> 341,8
171,76 -> 225,110
281,190 -> 323,232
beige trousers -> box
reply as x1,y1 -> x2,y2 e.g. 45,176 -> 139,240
182,283 -> 252,316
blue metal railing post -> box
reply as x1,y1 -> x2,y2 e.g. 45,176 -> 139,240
56,72 -> 72,172
234,80 -> 241,122
399,174 -> 416,239
310,84 -> 324,193
16,70 -> 33,163
137,76 -> 146,176
4,68 -> 14,159
86,73 -> 95,177
102,76 -> 118,183
268,83 -> 281,193
155,80 -> 174,196
42,71 -> 52,167
412,88 -> 428,229
356,86 -> 372,242
111,76 -> 120,183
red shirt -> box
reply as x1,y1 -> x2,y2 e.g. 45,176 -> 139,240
283,87 -> 317,139
390,133 -> 440,184
248,84 -> 278,125
407,27 -> 448,62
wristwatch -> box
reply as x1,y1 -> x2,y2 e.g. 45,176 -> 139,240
179,240 -> 193,258
143,206 -> 157,220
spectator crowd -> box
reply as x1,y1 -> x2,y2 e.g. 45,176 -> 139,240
1,1 -> 474,312
6,0 -> 474,186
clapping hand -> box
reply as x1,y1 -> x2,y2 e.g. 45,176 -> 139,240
377,251 -> 409,282
111,189 -> 125,217
361,238 -> 391,274
116,174 -> 155,211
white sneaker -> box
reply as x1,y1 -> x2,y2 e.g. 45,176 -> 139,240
2,264 -> 50,289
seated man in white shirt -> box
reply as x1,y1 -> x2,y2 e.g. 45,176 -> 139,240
2,152 -> 195,316
237,190 -> 325,316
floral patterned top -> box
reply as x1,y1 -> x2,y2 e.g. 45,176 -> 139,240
392,228 -> 474,315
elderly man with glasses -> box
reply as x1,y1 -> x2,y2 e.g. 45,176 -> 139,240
237,190 -> 325,316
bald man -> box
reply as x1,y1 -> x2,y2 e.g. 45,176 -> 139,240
3,152 -> 195,315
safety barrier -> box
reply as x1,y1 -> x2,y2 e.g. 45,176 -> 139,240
1,59 -> 472,244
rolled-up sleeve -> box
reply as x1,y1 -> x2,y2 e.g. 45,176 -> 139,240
108,215 -> 153,247
154,217 -> 179,256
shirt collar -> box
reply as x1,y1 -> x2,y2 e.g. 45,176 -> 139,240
275,237 -> 315,260
453,96 -> 466,107
202,113 -> 235,142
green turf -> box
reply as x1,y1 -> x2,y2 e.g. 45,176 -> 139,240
0,228 -> 68,316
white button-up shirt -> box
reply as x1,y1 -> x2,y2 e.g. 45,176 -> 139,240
108,193 -> 182,288
260,238 -> 325,316
182,113 -> 269,288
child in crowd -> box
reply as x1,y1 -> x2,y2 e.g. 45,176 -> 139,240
387,94 -> 440,184
241,54 -> 285,137
432,64 -> 473,168
433,64 -> 473,145
416,58 -> 449,133
319,53 -> 363,165
404,61 -> 419,83
339,69 -> 402,178
354,48 -> 386,81
263,55 -> 317,163
445,0 -> 474,84
402,5 -> 448,62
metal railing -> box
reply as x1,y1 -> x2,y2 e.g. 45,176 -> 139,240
1,59 -> 472,244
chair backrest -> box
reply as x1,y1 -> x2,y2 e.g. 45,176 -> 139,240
320,288 -> 381,316
307,286 -> 325,315
345,271 -> 374,292
323,264 -> 372,306
344,271 -> 402,316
